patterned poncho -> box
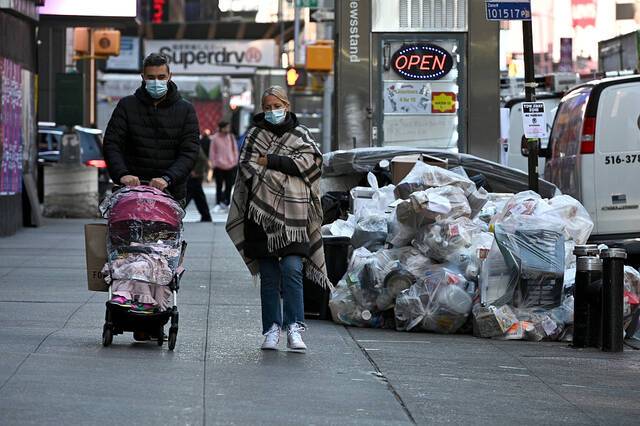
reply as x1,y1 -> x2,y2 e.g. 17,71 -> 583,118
225,123 -> 329,288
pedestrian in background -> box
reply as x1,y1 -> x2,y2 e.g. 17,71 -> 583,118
200,128 -> 212,158
199,128 -> 213,183
225,86 -> 329,352
185,145 -> 213,222
209,120 -> 238,212
103,52 -> 199,203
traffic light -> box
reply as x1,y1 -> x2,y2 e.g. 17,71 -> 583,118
93,30 -> 121,57
73,28 -> 121,57
286,67 -> 307,88
286,67 -> 300,87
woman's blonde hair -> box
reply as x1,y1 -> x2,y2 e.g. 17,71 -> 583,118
261,85 -> 290,107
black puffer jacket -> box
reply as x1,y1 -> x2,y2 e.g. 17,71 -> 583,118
103,80 -> 200,200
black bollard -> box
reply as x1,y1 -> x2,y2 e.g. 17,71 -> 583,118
587,268 -> 603,349
573,256 -> 602,348
601,248 -> 627,352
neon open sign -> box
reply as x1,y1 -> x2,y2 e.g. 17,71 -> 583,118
391,44 -> 454,80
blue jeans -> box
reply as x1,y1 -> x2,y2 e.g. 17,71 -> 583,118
258,256 -> 305,334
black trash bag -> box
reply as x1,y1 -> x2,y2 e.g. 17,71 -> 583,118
321,191 -> 350,225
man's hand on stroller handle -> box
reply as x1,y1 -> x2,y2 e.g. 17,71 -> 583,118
149,177 -> 169,191
120,175 -> 140,186
118,175 -> 169,191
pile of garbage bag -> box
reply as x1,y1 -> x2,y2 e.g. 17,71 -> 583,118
325,160 -> 640,341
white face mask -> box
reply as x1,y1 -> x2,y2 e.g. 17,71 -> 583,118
265,108 -> 287,125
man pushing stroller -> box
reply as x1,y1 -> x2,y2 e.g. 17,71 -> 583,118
103,52 -> 200,202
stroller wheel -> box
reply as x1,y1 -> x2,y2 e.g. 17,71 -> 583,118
168,329 -> 177,351
102,325 -> 113,347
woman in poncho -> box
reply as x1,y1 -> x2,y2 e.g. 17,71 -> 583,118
226,86 -> 328,352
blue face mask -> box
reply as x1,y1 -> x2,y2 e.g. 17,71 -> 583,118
265,108 -> 287,125
145,79 -> 168,99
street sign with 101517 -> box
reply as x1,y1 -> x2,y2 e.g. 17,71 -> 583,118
485,1 -> 531,21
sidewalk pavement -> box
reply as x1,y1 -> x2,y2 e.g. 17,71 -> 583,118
1,219 -> 639,425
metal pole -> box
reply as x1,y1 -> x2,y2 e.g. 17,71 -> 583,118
523,19 -> 539,193
322,73 -> 334,153
601,248 -> 627,352
294,4 -> 301,65
279,0 -> 285,67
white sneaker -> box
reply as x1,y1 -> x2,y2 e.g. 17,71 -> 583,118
261,324 -> 281,350
212,204 -> 223,213
287,323 -> 307,351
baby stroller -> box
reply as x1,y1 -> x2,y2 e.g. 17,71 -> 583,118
99,185 -> 187,350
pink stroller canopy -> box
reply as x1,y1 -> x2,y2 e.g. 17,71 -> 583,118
107,186 -> 183,228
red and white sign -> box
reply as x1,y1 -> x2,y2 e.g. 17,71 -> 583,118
571,0 -> 596,29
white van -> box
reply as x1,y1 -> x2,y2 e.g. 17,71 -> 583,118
544,75 -> 640,253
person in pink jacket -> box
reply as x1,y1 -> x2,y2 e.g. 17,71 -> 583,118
209,120 -> 239,211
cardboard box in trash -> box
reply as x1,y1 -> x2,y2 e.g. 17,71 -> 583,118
473,305 -> 518,338
84,223 -> 109,292
391,154 -> 448,184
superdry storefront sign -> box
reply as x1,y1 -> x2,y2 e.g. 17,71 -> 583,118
391,44 -> 454,80
144,39 -> 277,74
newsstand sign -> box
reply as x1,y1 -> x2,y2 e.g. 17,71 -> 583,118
391,44 -> 454,80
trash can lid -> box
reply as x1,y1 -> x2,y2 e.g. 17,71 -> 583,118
600,247 -> 627,260
322,235 -> 352,245
573,244 -> 599,257
576,256 -> 602,272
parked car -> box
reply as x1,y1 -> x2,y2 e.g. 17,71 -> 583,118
37,123 -> 111,200
543,74 -> 640,253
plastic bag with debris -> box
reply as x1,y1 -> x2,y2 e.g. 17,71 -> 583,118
396,186 -> 471,224
494,216 -> 566,309
444,231 -> 494,281
351,213 -> 388,251
395,266 -> 472,334
329,280 -> 395,328
490,190 -> 547,227
394,161 -> 476,200
412,217 -> 484,262
347,247 -> 431,312
538,195 -> 594,245
476,193 -> 513,224
387,204 -> 422,247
